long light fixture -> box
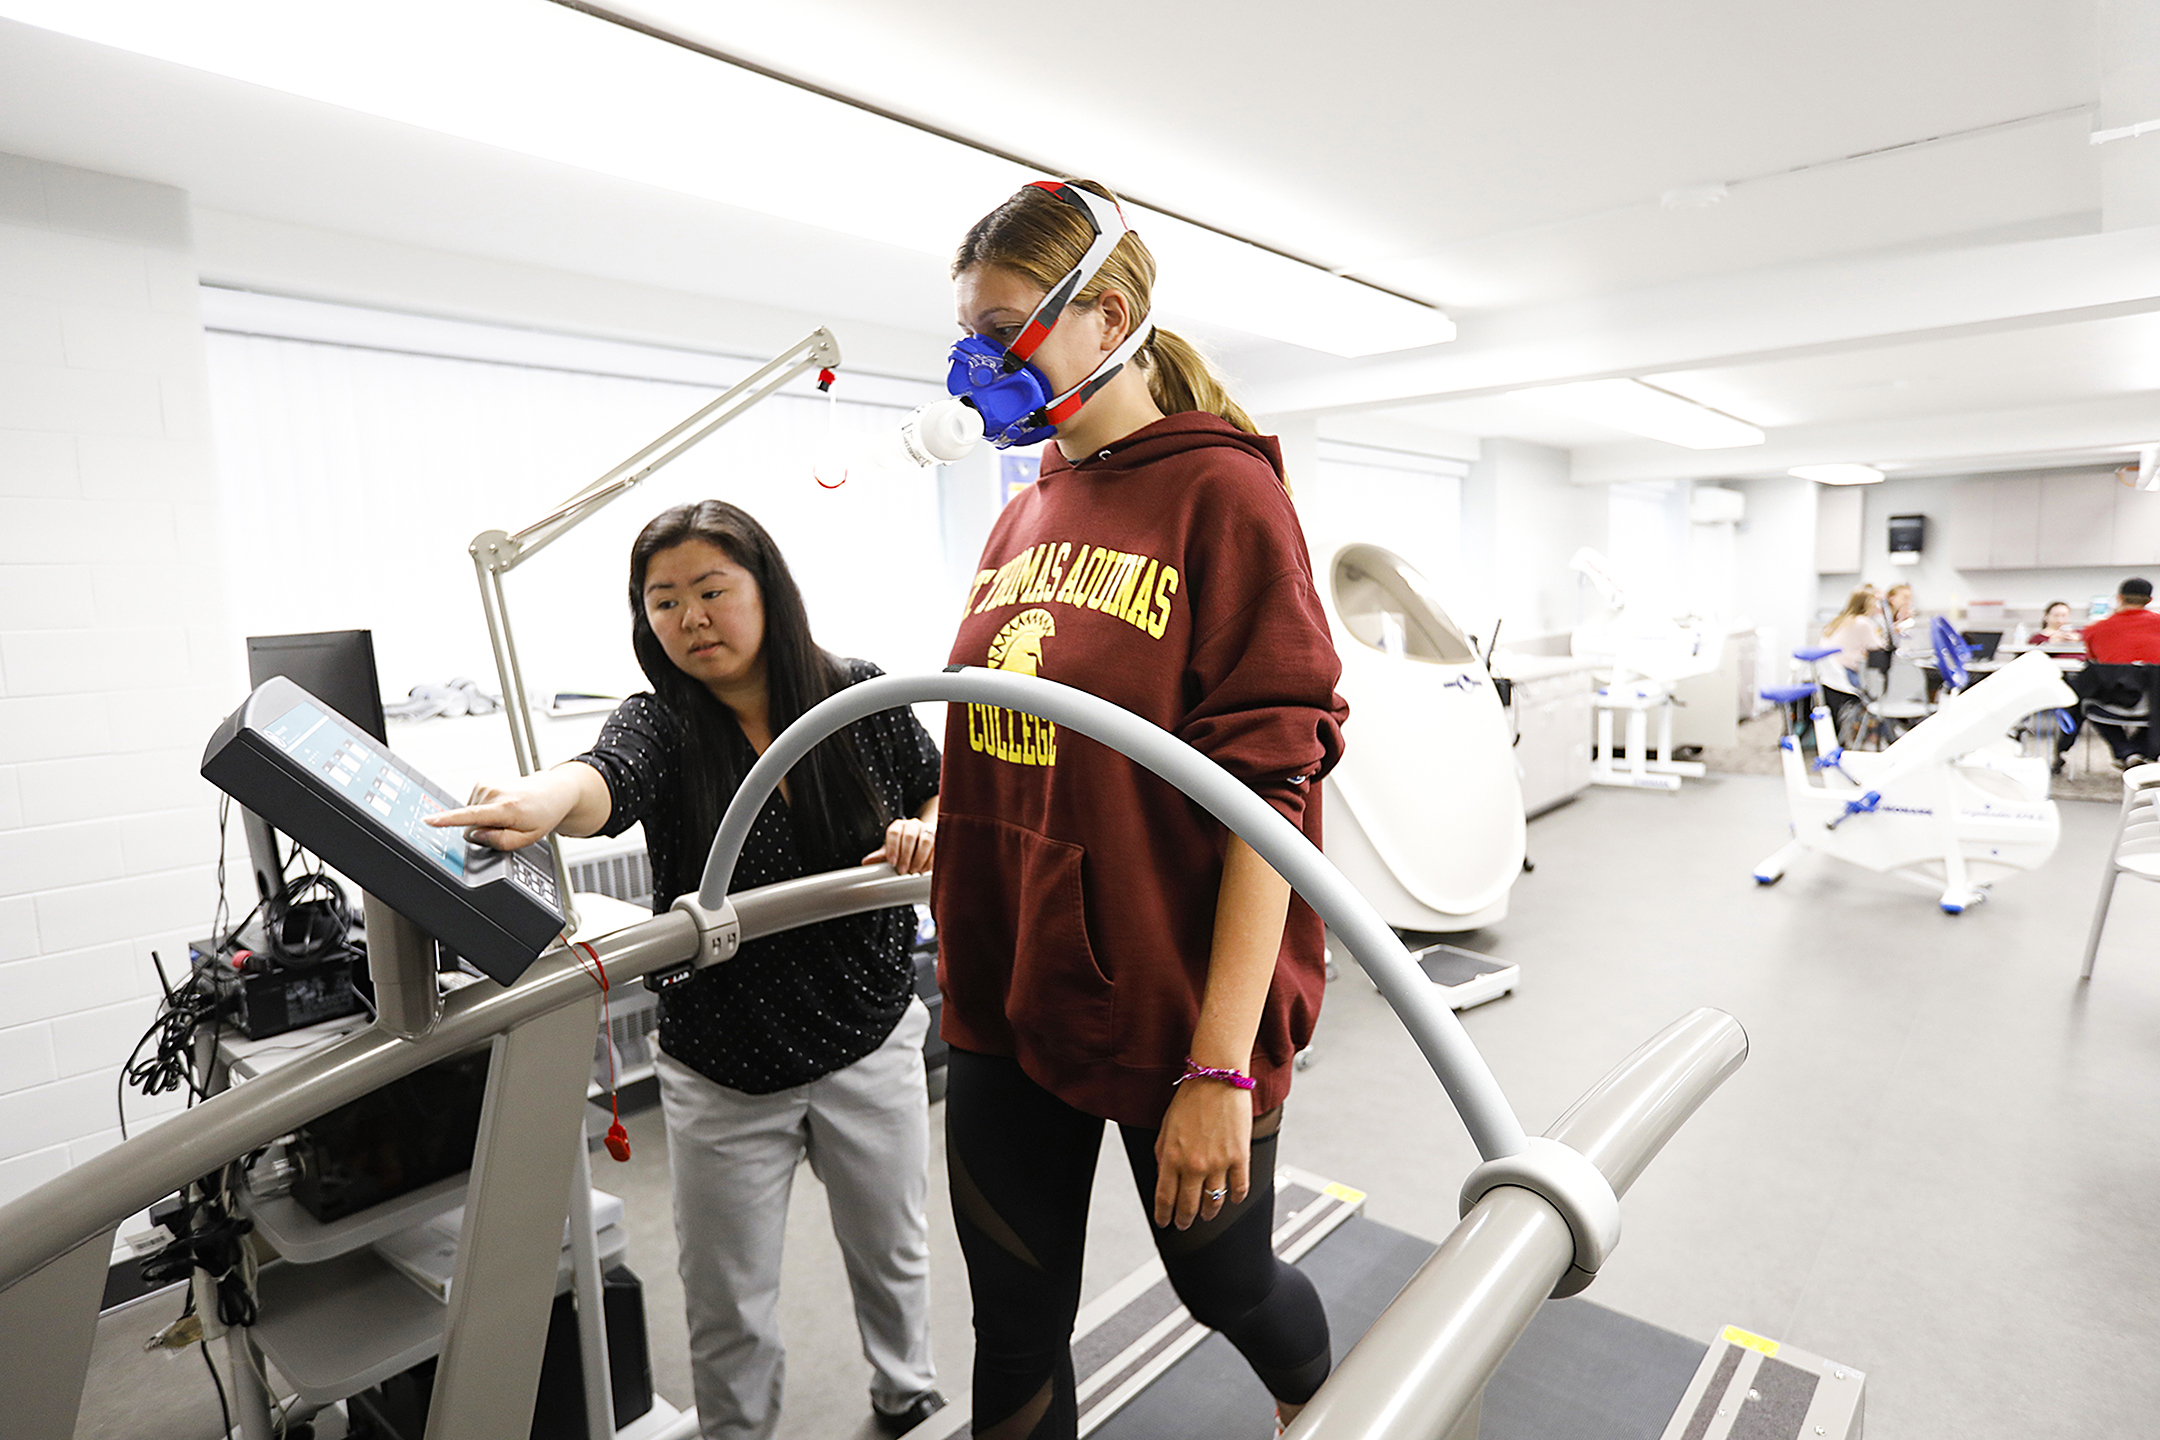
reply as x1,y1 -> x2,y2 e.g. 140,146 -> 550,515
1789,464 -> 1885,485
0,0 -> 1454,357
1508,379 -> 1766,449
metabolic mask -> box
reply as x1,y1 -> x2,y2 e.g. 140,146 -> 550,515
948,181 -> 1154,449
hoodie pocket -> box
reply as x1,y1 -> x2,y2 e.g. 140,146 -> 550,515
934,814 -> 1114,1059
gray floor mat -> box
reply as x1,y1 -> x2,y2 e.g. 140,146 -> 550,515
1092,1214 -> 1705,1440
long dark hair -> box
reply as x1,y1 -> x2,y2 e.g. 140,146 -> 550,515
628,501 -> 889,869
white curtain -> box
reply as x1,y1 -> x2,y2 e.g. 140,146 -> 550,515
1303,439 -> 1467,623
205,323 -> 950,727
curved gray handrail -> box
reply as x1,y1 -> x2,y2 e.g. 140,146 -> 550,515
698,667 -> 1530,1161
0,867 -> 926,1294
1288,1007 -> 1749,1440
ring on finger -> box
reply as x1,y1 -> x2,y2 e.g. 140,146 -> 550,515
1203,1186 -> 1228,1202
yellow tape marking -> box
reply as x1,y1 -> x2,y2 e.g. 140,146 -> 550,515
1721,1325 -> 1780,1358
1322,1182 -> 1367,1204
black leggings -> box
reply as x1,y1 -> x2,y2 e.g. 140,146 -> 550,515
944,1048 -> 1331,1439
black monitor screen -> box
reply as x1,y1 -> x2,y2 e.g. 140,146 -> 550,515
246,631 -> 387,743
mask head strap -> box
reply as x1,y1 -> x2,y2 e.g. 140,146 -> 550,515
1004,182 -> 1136,369
1042,318 -> 1154,427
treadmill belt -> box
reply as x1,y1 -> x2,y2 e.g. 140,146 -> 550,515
1480,1288 -> 1709,1440
1092,1214 -> 1707,1440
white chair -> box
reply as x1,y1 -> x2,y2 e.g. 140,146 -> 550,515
2079,761 -> 2160,979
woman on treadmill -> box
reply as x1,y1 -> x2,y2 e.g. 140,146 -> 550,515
429,500 -> 946,1440
932,179 -> 1348,1438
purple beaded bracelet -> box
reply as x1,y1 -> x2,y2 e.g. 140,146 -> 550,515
1175,1057 -> 1257,1091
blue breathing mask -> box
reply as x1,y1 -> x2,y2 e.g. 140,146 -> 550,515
947,335 -> 1062,449
948,181 -> 1153,450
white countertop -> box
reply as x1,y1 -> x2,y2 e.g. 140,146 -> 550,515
1489,653 -> 1600,681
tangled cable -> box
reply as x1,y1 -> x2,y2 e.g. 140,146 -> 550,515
117,955 -> 223,1136
141,1202 -> 258,1328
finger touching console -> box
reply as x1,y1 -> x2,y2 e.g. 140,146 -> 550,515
202,676 -> 566,985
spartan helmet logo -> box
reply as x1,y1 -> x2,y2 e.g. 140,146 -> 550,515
988,609 -> 1056,677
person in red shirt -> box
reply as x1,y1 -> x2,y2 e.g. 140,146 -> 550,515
2077,579 -> 2160,763
933,180 -> 1346,1439
2081,579 -> 2160,663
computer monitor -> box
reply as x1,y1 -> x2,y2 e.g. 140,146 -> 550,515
247,631 -> 387,742
239,630 -> 387,910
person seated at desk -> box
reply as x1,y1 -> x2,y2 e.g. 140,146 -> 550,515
1819,587 -> 1885,735
2082,578 -> 2160,662
2072,579 -> 2160,767
1885,584 -> 1917,641
2033,600 -> 2083,649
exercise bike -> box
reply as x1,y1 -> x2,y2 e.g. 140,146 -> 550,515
1753,647 -> 2075,913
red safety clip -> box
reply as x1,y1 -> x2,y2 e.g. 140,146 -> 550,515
816,368 -> 837,392
576,942 -> 633,1162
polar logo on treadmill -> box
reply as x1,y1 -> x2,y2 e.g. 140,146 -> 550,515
1441,673 -> 1486,691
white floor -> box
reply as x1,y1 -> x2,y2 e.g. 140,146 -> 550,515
77,774 -> 2160,1438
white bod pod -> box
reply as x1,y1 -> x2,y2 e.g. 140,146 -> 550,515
1321,544 -> 1527,932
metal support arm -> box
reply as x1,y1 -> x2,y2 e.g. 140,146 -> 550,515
465,326 -> 842,920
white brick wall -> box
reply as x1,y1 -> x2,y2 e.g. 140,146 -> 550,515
0,155 -> 235,1208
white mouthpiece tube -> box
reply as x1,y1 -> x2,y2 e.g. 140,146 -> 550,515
893,396 -> 984,467
812,397 -> 983,488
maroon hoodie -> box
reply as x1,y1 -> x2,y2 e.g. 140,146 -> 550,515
932,412 -> 1349,1127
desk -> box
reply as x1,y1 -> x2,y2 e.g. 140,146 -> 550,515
1953,652 -> 2086,676
1491,654 -> 1596,815
1666,626 -> 1760,750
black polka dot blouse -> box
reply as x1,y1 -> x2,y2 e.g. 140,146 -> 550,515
575,658 -> 940,1094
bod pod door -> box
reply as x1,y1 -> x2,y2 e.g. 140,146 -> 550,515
1322,544 -> 1527,932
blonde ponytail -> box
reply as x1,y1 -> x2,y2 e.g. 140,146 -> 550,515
1141,327 -> 1257,434
954,179 -> 1259,435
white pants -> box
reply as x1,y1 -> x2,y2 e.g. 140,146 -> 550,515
658,997 -> 936,1440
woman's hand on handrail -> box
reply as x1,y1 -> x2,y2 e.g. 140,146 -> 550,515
863,816 -> 936,875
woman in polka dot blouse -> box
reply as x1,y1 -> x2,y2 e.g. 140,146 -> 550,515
430,500 -> 946,1439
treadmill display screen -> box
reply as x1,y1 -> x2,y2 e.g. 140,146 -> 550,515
204,676 -> 563,985
262,700 -> 467,880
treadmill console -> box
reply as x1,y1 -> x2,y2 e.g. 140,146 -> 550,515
202,676 -> 565,985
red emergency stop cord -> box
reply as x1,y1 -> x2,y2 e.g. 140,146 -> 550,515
575,941 -> 632,1162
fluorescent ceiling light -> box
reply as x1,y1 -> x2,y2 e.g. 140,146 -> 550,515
1509,380 -> 1766,449
0,0 -> 1453,357
1789,464 -> 1885,485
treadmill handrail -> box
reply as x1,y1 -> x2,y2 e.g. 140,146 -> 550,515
697,667 -> 1533,1163
0,867 -> 926,1294
1286,1007 -> 1748,1440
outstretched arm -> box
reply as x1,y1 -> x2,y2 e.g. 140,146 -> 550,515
425,760 -> 613,850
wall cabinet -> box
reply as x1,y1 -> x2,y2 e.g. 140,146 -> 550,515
2113,486 -> 2160,567
2038,473 -> 2116,567
1989,478 -> 2041,568
1943,471 -> 2160,571
1948,480 -> 1992,570
1814,486 -> 1864,573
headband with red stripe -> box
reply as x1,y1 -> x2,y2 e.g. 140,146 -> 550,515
1002,181 -> 1136,370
